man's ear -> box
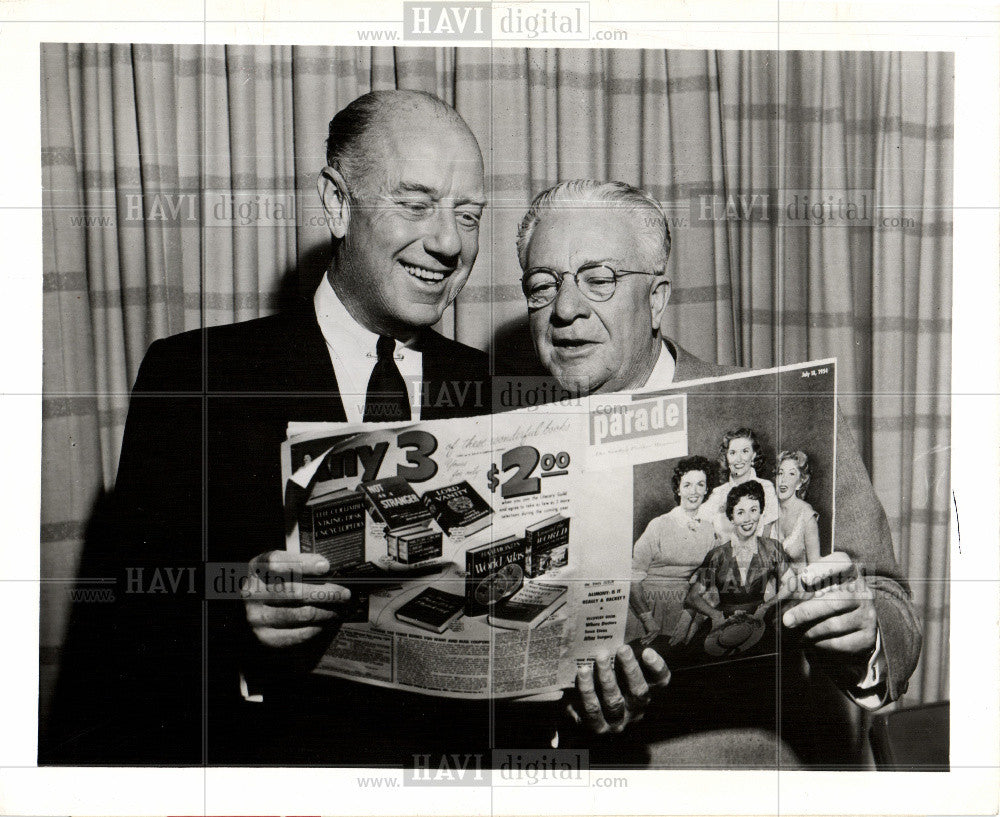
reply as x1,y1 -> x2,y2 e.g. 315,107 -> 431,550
317,166 -> 350,239
649,276 -> 671,330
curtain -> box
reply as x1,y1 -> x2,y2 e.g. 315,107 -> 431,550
40,45 -> 952,718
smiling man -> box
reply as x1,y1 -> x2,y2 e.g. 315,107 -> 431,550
57,91 -> 498,766
320,93 -> 485,336
241,92 -> 492,665
312,90 -> 488,422
515,180 -> 921,768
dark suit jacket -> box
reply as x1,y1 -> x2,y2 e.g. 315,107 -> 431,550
582,339 -> 922,768
43,300 -> 502,766
45,327 -> 919,769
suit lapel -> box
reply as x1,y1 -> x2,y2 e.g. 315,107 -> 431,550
667,338 -> 742,382
415,330 -> 482,421
279,301 -> 348,422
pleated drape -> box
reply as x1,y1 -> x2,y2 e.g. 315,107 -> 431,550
39,45 -> 951,715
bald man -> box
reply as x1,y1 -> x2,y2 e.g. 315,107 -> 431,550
53,91 -> 497,765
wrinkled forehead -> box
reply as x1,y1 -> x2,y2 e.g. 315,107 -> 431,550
367,118 -> 485,200
527,206 -> 649,268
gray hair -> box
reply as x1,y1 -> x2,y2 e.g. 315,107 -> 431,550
325,89 -> 474,197
515,180 -> 671,271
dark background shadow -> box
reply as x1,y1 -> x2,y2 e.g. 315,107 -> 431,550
490,314 -> 546,377
40,245 -> 334,764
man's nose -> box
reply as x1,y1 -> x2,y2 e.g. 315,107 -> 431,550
424,208 -> 462,260
551,273 -> 591,323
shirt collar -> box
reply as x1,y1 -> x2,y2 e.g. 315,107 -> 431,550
667,503 -> 710,530
314,274 -> 382,360
729,467 -> 759,485
314,274 -> 423,356
642,340 -> 676,390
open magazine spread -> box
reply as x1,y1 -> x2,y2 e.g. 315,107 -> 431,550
279,359 -> 837,698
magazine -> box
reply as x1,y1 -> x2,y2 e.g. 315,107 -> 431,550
280,359 -> 837,697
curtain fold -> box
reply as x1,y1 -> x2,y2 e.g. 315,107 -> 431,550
39,45 -> 952,712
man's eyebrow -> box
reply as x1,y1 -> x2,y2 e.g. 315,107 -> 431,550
394,181 -> 437,197
394,181 -> 486,208
576,257 -> 621,269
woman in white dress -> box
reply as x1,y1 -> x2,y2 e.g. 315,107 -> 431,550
629,456 -> 719,645
700,427 -> 780,539
773,450 -> 821,565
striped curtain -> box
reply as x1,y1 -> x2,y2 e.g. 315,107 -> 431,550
40,45 -> 951,721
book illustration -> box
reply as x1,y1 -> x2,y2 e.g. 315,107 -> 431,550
360,475 -> 433,537
298,487 -> 366,572
463,535 -> 528,616
473,563 -> 524,607
524,513 -> 570,577
421,481 -> 493,538
533,546 -> 567,576
387,527 -> 444,566
326,561 -> 403,624
394,587 -> 466,634
279,358 -> 838,698
487,582 -> 568,630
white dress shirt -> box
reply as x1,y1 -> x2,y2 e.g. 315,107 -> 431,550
313,276 -> 423,423
641,341 -> 677,391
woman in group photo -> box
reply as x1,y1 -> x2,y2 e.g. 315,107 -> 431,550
700,427 -> 781,538
773,449 -> 822,565
628,455 -> 719,648
685,480 -> 798,656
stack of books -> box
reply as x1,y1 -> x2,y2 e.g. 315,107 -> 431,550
360,476 -> 442,565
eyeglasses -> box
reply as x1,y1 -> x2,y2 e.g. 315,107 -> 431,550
521,264 -> 660,309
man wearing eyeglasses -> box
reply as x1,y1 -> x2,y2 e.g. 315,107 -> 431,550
515,180 -> 921,767
517,181 -> 675,397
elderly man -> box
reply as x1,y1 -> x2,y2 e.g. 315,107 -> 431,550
516,179 -> 922,767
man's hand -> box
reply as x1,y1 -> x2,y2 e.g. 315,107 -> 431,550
566,646 -> 671,735
243,550 -> 352,649
782,552 -> 877,658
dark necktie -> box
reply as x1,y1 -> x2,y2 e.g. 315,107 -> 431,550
363,335 -> 412,422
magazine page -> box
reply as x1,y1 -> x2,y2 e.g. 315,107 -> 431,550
280,410 -> 590,698
609,358 -> 838,669
278,358 -> 837,697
